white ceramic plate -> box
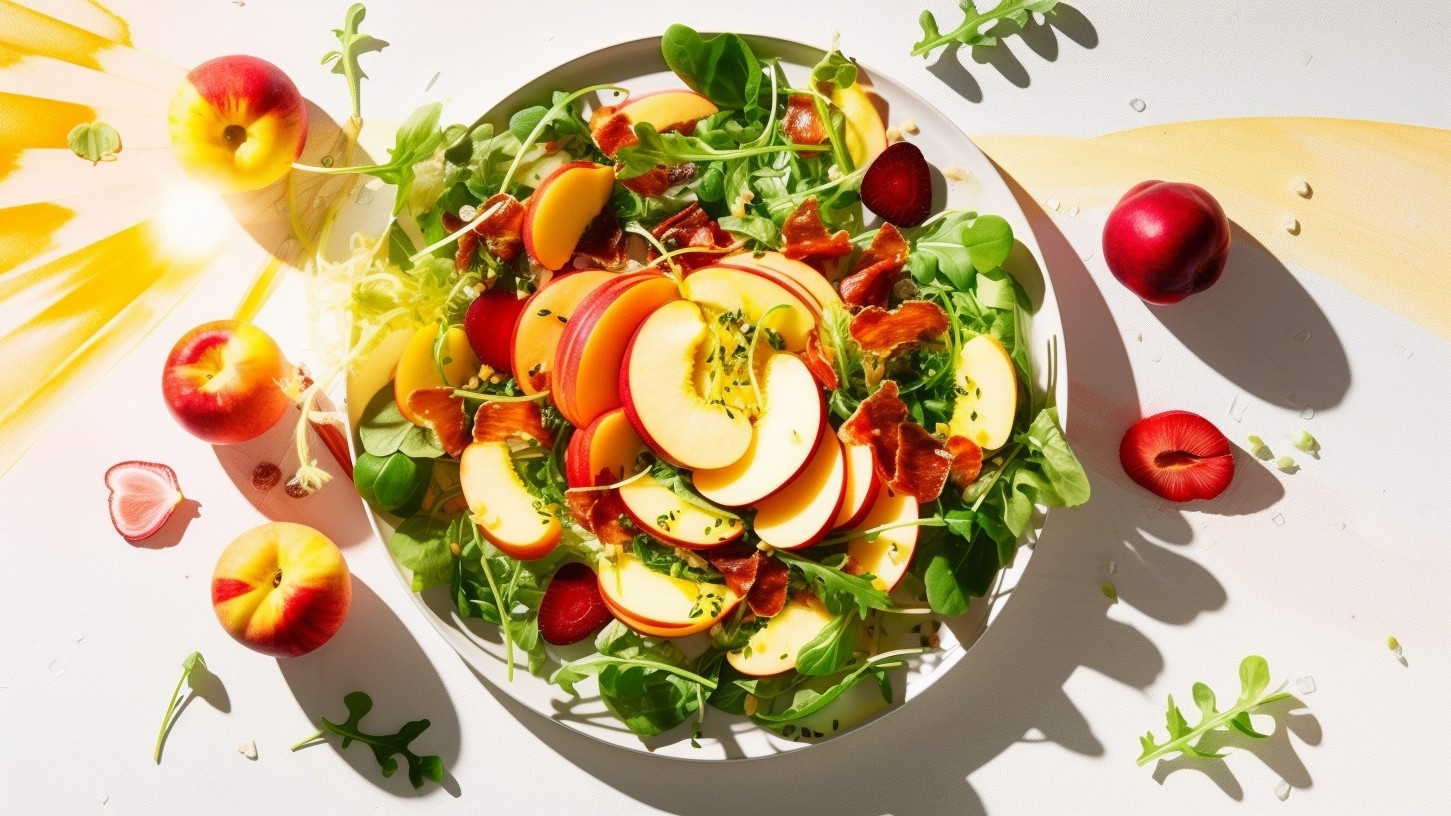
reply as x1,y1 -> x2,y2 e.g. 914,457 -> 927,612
347,34 -> 1067,761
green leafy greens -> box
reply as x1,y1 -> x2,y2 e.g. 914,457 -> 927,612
292,691 -> 446,788
912,0 -> 1061,59
67,121 -> 121,164
1137,655 -> 1292,766
321,2 -> 389,119
553,622 -> 719,736
153,651 -> 207,764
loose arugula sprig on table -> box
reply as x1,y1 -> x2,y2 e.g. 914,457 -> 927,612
1138,656 -> 1292,766
913,0 -> 1061,58
153,651 -> 208,764
292,691 -> 446,788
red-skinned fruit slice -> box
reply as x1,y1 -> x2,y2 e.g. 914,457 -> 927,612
860,141 -> 932,228
538,561 -> 614,646
1119,410 -> 1235,502
464,289 -> 527,375
105,461 -> 184,541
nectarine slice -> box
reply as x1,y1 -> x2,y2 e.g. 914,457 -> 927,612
844,487 -> 919,592
522,162 -> 617,270
725,250 -> 842,310
679,265 -> 818,352
512,270 -> 616,396
832,443 -> 882,530
395,323 -> 480,426
564,408 -> 648,489
459,440 -> 562,560
618,472 -> 744,549
553,274 -> 680,428
693,353 -> 825,507
947,334 -> 1018,450
620,299 -> 752,470
597,552 -> 739,629
752,432 -> 846,550
726,593 -> 836,677
831,82 -> 887,168
618,89 -> 720,131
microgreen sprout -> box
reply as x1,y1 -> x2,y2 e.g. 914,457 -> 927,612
1292,430 -> 1319,453
1275,455 -> 1297,473
154,651 -> 207,764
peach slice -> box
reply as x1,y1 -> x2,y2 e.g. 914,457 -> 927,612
620,299 -> 752,470
617,89 -> 719,131
726,592 -> 836,677
831,82 -> 887,168
679,265 -> 819,352
693,353 -> 825,507
597,551 -> 739,629
618,472 -> 744,549
521,161 -> 617,270
553,273 -> 680,429
394,323 -> 480,426
844,487 -> 920,592
723,251 -> 842,311
511,270 -> 616,396
947,334 -> 1018,450
832,443 -> 882,530
602,593 -> 718,638
459,440 -> 562,560
753,432 -> 847,550
563,407 -> 647,489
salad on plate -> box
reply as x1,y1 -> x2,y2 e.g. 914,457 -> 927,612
311,23 -> 1089,745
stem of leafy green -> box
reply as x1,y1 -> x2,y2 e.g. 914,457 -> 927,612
153,651 -> 206,764
473,525 -> 515,681
817,515 -> 947,548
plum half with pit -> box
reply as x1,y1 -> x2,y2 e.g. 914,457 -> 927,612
1102,181 -> 1231,305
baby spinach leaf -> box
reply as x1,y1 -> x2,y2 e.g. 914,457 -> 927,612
357,382 -> 444,458
1018,408 -> 1090,507
809,46 -> 858,92
1138,656 -> 1291,766
661,24 -> 764,112
355,451 -> 432,515
794,613 -> 858,677
390,513 -> 454,591
297,691 -> 445,788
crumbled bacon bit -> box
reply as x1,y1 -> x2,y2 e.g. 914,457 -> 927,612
406,387 -> 471,457
945,436 -> 984,490
471,400 -> 555,448
590,110 -> 636,158
702,546 -> 789,618
782,198 -> 852,263
474,193 -> 525,263
893,421 -> 951,503
802,329 -> 839,389
849,300 -> 949,357
650,203 -> 733,272
571,207 -> 628,270
252,462 -> 282,492
782,93 -> 826,145
838,380 -> 951,502
565,468 -> 633,546
839,223 -> 909,309
704,545 -> 760,598
746,556 -> 789,618
442,211 -> 480,272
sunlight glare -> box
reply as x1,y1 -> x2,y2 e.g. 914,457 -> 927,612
150,181 -> 236,259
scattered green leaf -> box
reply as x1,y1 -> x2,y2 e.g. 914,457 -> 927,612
294,691 -> 445,788
1137,655 -> 1291,766
912,0 -> 1061,59
67,121 -> 121,164
321,3 -> 389,119
154,651 -> 207,764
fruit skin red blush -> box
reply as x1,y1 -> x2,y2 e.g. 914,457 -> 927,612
1119,410 -> 1235,502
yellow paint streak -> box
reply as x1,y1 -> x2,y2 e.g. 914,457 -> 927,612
0,0 -> 114,70
29,0 -> 132,45
975,118 -> 1451,338
0,202 -> 75,274
0,92 -> 97,182
0,221 -> 221,477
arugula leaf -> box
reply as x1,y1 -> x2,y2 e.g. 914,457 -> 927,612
508,91 -> 592,145
810,45 -> 858,92
902,211 -> 1009,291
718,213 -> 781,248
552,622 -> 720,736
632,535 -> 721,583
357,382 -> 445,459
1138,656 -> 1291,766
302,103 -> 446,214
67,121 -> 121,164
389,513 -> 455,591
794,613 -> 859,677
296,691 -> 445,788
753,649 -> 920,725
615,123 -> 828,180
776,551 -> 893,618
661,24 -> 765,112
1017,407 -> 1090,507
153,651 -> 207,764
912,0 -> 1060,59
320,3 -> 389,119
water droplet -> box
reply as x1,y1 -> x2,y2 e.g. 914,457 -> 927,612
70,630 -> 84,642
1077,246 -> 1096,262
1395,343 -> 1414,359
320,155 -> 335,168
542,30 -> 556,41
47,658 -> 65,676
1296,676 -> 1316,694
1293,178 -> 1312,198
1148,350 -> 1162,363
1334,520 -> 1346,530
1294,329 -> 1311,342
354,186 -> 374,205
424,71 -> 440,92
1274,779 -> 1292,801
100,792 -> 109,805
1103,560 -> 1117,575
1046,197 -> 1061,212
458,204 -> 478,221
1129,98 -> 1146,112
1296,50 -> 1314,66
1282,215 -> 1301,235
1299,406 -> 1315,420
1229,394 -> 1249,422
1068,205 -> 1080,216
1272,513 -> 1286,526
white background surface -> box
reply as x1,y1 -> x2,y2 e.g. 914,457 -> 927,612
3,1 -> 1449,814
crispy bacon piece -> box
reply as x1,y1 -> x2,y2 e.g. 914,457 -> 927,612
839,223 -> 909,309
782,198 -> 852,263
474,193 -> 525,263
802,329 -> 839,390
471,400 -> 555,448
893,421 -> 952,503
564,468 -> 634,546
849,300 -> 949,358
571,207 -> 628,270
591,109 -> 698,198
650,202 -> 733,272
702,546 -> 791,619
945,436 -> 984,490
441,211 -> 479,272
405,387 -> 471,458
782,93 -> 827,145
591,110 -> 635,157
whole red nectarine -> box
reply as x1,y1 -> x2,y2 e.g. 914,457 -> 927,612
1102,181 -> 1230,305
